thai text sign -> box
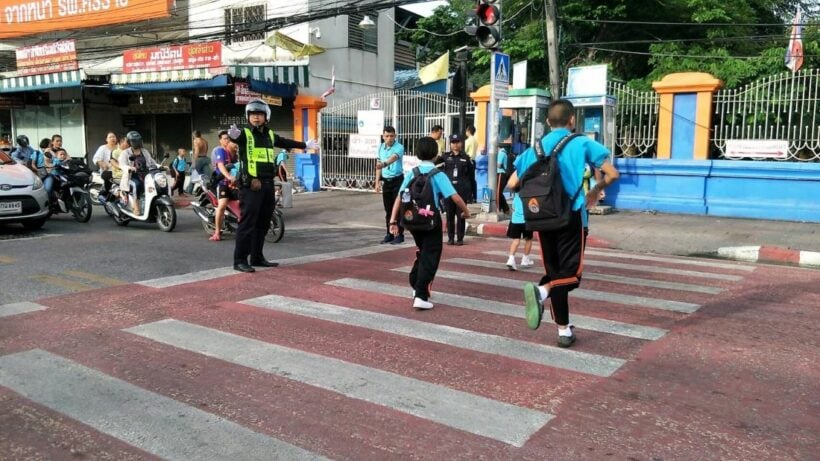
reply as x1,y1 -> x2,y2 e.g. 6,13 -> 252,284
15,39 -> 78,76
0,0 -> 171,39
123,41 -> 221,73
725,139 -> 789,159
348,134 -> 380,159
234,82 -> 282,106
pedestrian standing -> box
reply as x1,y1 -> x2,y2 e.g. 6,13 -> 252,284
170,148 -> 188,196
437,133 -> 475,245
388,137 -> 471,310
192,130 -> 211,183
464,125 -> 478,160
507,99 -> 619,348
228,98 -> 318,273
375,126 -> 405,245
496,146 -> 510,214
430,125 -> 445,158
276,149 -> 289,182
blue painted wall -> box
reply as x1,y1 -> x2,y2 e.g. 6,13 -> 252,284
671,93 -> 696,160
608,158 -> 820,222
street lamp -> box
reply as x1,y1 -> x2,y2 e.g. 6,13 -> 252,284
358,15 -> 376,30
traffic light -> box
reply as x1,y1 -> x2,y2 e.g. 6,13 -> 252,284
475,0 -> 501,49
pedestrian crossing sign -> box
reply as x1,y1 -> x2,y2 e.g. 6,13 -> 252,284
491,52 -> 510,100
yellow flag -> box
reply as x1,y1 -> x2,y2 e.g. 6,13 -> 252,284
418,52 -> 449,84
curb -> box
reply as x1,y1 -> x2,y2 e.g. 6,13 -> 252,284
466,220 -> 613,249
717,245 -> 820,268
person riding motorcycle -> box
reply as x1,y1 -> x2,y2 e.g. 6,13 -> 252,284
118,131 -> 158,215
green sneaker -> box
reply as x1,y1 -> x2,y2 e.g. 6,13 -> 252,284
524,282 -> 544,330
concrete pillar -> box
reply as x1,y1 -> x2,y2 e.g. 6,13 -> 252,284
652,73 -> 723,160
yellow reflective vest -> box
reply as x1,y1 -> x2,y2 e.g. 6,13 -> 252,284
244,127 -> 276,177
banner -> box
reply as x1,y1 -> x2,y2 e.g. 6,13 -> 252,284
16,40 -> 78,76
0,0 -> 171,39
234,82 -> 282,106
123,41 -> 222,73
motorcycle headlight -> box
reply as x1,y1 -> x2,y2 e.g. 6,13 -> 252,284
154,173 -> 167,188
33,176 -> 43,190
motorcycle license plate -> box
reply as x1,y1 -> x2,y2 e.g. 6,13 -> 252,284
0,201 -> 22,215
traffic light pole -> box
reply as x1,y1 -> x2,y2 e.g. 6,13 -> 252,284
455,48 -> 470,136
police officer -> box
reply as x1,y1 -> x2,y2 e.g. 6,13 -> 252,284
437,134 -> 475,245
228,99 -> 318,273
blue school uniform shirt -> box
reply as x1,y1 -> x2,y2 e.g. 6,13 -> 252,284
511,191 -> 525,224
497,148 -> 508,174
514,128 -> 610,227
399,161 -> 456,210
172,157 -> 187,173
378,141 -> 405,179
276,150 -> 288,166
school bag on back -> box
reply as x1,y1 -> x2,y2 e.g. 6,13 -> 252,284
400,166 -> 443,231
518,133 -> 583,232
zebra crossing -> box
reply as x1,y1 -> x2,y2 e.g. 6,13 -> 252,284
0,241 -> 759,458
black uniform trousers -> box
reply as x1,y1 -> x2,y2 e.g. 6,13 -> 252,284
381,175 -> 404,235
234,179 -> 275,265
409,215 -> 443,301
536,210 -> 586,326
444,197 -> 465,242
497,171 -> 510,213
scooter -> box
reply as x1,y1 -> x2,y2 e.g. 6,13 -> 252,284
190,177 -> 284,242
100,166 -> 177,232
49,159 -> 93,223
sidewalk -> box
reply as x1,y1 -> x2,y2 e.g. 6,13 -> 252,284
467,208 -> 820,267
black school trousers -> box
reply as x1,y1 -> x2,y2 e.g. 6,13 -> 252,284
444,197 -> 465,242
234,180 -> 275,265
536,210 -> 586,326
497,172 -> 510,213
381,175 -> 404,236
408,216 -> 443,301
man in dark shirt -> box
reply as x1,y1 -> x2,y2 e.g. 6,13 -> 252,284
228,99 -> 318,272
436,134 -> 475,245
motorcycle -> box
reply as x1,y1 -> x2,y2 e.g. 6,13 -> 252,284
190,177 -> 284,242
99,166 -> 177,232
49,159 -> 93,223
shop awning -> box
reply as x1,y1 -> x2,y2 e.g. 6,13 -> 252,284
229,65 -> 309,88
109,68 -> 230,92
0,70 -> 84,93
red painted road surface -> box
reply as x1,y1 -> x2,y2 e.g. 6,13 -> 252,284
0,237 -> 817,460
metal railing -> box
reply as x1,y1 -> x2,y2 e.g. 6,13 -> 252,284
608,81 -> 660,158
712,69 -> 820,161
320,90 -> 474,191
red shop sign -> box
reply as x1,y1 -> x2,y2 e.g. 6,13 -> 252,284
123,41 -> 222,73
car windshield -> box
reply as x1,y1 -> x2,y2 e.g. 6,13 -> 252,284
0,151 -> 12,165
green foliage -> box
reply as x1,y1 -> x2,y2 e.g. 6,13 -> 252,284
399,0 -> 819,91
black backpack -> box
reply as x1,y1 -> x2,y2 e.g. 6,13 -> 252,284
518,134 -> 583,232
400,166 -> 443,231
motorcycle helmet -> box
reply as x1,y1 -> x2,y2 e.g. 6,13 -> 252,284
245,98 -> 270,122
126,131 -> 143,149
16,134 -> 29,148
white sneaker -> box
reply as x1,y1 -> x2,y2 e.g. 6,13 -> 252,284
520,255 -> 534,267
506,255 -> 517,271
413,297 -> 434,310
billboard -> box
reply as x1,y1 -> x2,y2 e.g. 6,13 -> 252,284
15,40 -> 78,76
0,0 -> 171,39
123,41 -> 222,73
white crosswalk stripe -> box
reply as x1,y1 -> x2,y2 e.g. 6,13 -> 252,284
330,277 -> 668,341
0,301 -> 48,318
241,294 -> 627,377
454,256 -> 723,294
583,248 -> 756,271
126,319 -> 553,447
0,349 -> 325,461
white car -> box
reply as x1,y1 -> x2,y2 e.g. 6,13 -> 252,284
0,150 -> 50,230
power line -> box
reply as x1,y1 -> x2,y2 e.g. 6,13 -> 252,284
584,46 -> 818,59
565,18 -> 816,27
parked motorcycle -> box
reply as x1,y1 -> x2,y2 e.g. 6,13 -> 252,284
99,166 -> 176,232
49,159 -> 93,223
190,177 -> 284,242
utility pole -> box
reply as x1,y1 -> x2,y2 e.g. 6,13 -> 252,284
454,47 -> 471,136
544,0 -> 561,99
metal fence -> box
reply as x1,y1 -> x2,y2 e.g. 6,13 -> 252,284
712,69 -> 820,161
320,90 -> 474,191
608,81 -> 659,159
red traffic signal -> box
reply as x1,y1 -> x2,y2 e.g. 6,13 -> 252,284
473,0 -> 502,49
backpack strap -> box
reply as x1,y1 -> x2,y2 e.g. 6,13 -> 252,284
412,166 -> 421,178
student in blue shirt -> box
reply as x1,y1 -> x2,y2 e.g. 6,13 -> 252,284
375,126 -> 405,244
507,99 -> 619,348
496,146 -> 510,214
388,137 -> 471,310
170,148 -> 188,196
276,149 -> 289,182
